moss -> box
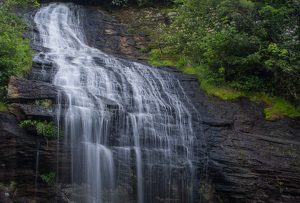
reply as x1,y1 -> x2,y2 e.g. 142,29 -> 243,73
262,97 -> 300,120
247,93 -> 300,120
201,81 -> 245,101
0,102 -> 8,112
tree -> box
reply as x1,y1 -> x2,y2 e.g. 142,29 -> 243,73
161,0 -> 300,103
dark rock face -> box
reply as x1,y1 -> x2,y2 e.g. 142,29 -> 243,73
148,66 -> 300,202
9,103 -> 54,120
81,6 -> 149,61
0,113 -> 70,203
7,76 -> 59,102
198,97 -> 300,202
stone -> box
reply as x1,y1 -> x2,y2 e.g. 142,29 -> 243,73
7,76 -> 58,102
9,103 -> 54,120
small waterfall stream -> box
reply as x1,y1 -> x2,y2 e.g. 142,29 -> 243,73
34,3 -> 202,203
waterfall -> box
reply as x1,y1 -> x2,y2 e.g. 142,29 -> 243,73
34,3 -> 200,203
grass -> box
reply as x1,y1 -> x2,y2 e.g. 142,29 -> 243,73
258,96 -> 300,120
148,49 -> 300,121
0,102 -> 8,112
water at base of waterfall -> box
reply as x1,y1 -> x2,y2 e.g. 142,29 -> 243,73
34,3 -> 200,203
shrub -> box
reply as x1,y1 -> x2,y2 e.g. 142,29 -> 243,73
0,0 -> 38,99
40,172 -> 55,185
157,0 -> 300,104
35,99 -> 53,109
19,120 -> 59,139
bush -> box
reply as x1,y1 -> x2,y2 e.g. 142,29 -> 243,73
19,120 -> 59,139
157,0 -> 300,104
0,0 -> 38,99
35,99 -> 53,109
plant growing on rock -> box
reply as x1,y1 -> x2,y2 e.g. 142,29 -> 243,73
40,172 -> 56,186
0,0 -> 38,99
35,99 -> 53,109
19,119 -> 60,139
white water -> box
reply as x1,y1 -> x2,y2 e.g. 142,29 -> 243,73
34,3 -> 198,203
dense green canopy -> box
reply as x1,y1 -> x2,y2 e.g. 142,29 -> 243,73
161,0 -> 300,103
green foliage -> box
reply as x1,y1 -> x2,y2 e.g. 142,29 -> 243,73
35,99 -> 53,109
19,119 -> 59,139
148,49 -> 176,66
263,97 -> 300,120
0,102 -> 8,112
0,0 -> 38,99
40,172 -> 55,185
138,47 -> 150,53
157,0 -> 300,104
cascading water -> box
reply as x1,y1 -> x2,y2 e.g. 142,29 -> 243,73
34,3 -> 202,203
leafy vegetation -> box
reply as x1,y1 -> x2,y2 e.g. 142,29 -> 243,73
0,0 -> 38,100
148,0 -> 300,119
19,119 -> 59,139
35,99 -> 53,109
40,172 -> 56,185
0,102 -> 8,112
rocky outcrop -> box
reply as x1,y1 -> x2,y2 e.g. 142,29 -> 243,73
82,6 -> 149,61
9,103 -> 54,120
196,97 -> 300,202
7,76 -> 58,102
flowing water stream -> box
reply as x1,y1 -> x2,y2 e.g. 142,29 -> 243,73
34,3 -> 202,203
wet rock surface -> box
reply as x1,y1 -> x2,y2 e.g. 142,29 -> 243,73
0,113 -> 70,202
198,97 -> 300,202
7,76 -> 59,102
82,6 -> 149,62
0,3 -> 299,203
